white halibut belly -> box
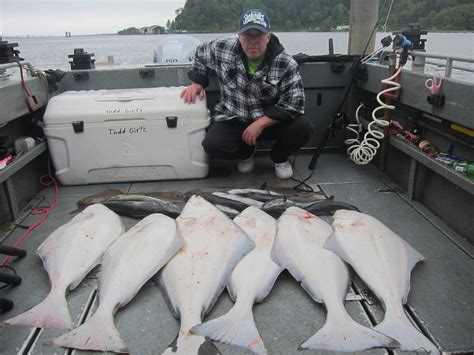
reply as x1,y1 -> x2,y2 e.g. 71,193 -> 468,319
160,219 -> 250,328
273,207 -> 349,302
329,209 -> 424,304
272,207 -> 397,352
228,206 -> 282,302
48,213 -> 183,353
190,206 -> 281,355
3,204 -> 125,329
327,210 -> 437,352
227,252 -> 281,302
158,195 -> 255,354
38,203 -> 125,290
97,213 -> 183,307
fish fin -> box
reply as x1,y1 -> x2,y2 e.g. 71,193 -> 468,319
161,332 -> 220,355
402,243 -> 425,304
270,235 -> 290,269
272,237 -> 322,303
254,266 -> 284,303
299,314 -> 399,352
375,310 -> 438,352
300,282 -> 323,304
226,285 -> 237,302
48,311 -> 128,353
323,234 -> 352,264
191,307 -> 267,355
271,236 -> 319,301
154,271 -> 181,319
70,263 -> 100,290
3,289 -> 72,329
203,234 -> 256,318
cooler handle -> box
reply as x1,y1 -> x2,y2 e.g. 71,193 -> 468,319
166,116 -> 177,128
72,121 -> 84,133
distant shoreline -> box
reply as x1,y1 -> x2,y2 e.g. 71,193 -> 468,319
4,29 -> 473,39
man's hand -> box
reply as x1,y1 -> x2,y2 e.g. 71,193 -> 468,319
180,83 -> 205,104
242,121 -> 264,146
242,116 -> 278,145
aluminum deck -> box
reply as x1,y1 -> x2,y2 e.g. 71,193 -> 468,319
0,153 -> 473,354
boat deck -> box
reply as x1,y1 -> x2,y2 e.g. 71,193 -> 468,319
1,153 -> 473,354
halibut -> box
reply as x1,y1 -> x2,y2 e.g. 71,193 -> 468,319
49,213 -> 183,353
3,204 -> 124,329
158,195 -> 255,354
326,209 -> 438,352
272,207 -> 397,351
191,207 -> 283,354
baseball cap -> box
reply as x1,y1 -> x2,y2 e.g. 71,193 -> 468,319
239,9 -> 270,33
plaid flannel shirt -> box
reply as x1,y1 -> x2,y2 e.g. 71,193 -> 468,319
188,35 -> 305,123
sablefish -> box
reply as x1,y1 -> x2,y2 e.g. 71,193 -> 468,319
3,204 -> 124,329
191,206 -> 283,355
326,209 -> 438,352
157,195 -> 255,354
272,207 -> 397,352
48,213 -> 184,353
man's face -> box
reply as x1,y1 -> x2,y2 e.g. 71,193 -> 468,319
238,29 -> 271,61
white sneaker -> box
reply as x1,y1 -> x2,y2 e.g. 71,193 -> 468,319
275,161 -> 293,179
238,156 -> 255,173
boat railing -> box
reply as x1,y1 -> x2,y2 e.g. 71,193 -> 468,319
381,49 -> 474,77
408,50 -> 474,77
0,61 -> 39,77
422,59 -> 474,74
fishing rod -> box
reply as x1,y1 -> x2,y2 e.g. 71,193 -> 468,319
291,0 -> 392,191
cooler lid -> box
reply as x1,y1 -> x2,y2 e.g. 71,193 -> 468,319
44,87 -> 209,125
95,89 -> 155,102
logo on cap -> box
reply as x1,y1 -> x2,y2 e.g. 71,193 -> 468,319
243,12 -> 267,28
239,9 -> 270,32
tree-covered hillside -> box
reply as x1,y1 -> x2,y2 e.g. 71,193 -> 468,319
168,0 -> 474,32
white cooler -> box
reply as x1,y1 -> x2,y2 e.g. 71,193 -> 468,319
43,87 -> 210,185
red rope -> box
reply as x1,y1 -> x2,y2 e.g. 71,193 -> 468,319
0,176 -> 59,266
17,61 -> 32,97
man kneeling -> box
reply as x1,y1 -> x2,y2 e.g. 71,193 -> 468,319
181,9 -> 312,179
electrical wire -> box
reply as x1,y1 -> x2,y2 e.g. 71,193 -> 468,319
288,0 -> 394,190
290,155 -> 314,192
0,174 -> 59,267
382,0 -> 395,33
16,61 -> 43,112
344,102 -> 365,149
0,63 -> 47,128
35,69 -> 50,103
345,65 -> 402,165
360,0 -> 390,58
361,46 -> 387,64
358,0 -> 393,65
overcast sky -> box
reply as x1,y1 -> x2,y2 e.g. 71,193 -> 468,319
0,0 -> 186,36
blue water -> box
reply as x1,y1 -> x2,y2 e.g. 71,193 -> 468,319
3,32 -> 474,80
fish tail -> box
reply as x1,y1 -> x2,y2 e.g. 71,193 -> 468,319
2,288 -> 72,329
161,331 -> 220,355
48,310 -> 128,353
191,307 -> 267,355
299,313 -> 399,352
375,312 -> 439,352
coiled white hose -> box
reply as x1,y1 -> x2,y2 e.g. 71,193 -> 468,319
345,66 -> 403,165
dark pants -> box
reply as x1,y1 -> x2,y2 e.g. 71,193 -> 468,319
202,116 -> 313,163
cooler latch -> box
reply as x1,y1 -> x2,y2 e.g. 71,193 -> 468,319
166,116 -> 177,128
72,121 -> 84,133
